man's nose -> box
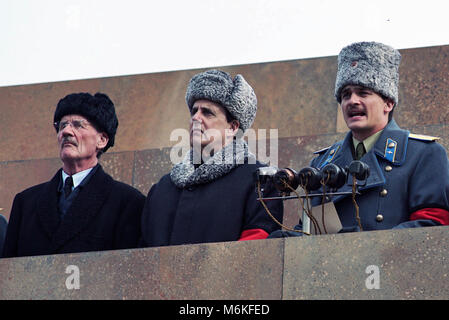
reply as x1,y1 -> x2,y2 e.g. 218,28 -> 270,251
346,92 -> 361,105
60,124 -> 75,136
191,110 -> 202,122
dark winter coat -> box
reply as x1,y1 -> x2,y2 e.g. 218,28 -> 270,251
2,165 -> 145,258
0,214 -> 7,257
141,139 -> 283,247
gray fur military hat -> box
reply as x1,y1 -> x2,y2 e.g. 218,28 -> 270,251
185,69 -> 257,132
335,41 -> 401,105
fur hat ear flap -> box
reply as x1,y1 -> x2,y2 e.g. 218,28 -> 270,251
229,75 -> 257,132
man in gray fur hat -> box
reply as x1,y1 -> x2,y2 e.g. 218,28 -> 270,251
141,69 -> 283,247
3,92 -> 145,257
270,41 -> 449,238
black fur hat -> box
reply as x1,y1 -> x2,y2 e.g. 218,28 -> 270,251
53,92 -> 118,153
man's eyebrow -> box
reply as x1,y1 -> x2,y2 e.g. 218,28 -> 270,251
341,87 -> 351,95
354,86 -> 373,93
343,85 -> 369,94
200,106 -> 215,114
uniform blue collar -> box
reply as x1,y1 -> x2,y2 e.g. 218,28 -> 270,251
371,119 -> 409,165
335,119 -> 408,165
323,119 -> 409,202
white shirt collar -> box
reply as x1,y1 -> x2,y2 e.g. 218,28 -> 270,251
62,167 -> 94,190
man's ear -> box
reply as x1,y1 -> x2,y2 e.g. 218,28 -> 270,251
230,119 -> 240,133
384,98 -> 395,113
97,132 -> 109,150
225,120 -> 241,142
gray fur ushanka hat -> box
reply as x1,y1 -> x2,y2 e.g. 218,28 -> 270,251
185,69 -> 257,132
335,41 -> 401,105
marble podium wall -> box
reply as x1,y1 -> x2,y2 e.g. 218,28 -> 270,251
0,44 -> 448,300
1,226 -> 448,299
1,44 -> 448,229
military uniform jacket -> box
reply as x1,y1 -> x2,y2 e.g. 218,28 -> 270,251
2,165 -> 145,258
308,119 -> 449,231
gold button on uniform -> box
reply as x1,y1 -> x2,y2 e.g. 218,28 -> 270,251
385,165 -> 392,172
376,214 -> 384,222
380,189 -> 388,197
388,142 -> 396,148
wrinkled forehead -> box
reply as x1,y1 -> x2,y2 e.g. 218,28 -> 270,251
341,85 -> 389,102
342,84 -> 372,93
191,99 -> 229,118
192,99 -> 224,110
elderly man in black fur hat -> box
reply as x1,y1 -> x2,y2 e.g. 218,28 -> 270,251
140,69 -> 283,247
2,92 -> 145,258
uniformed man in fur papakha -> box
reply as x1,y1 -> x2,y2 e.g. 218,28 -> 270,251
140,69 -> 283,247
3,92 -> 145,258
270,41 -> 449,238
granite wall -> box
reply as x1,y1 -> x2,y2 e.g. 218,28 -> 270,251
1,44 -> 448,229
1,226 -> 448,299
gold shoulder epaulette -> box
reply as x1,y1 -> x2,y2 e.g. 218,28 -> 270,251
409,133 -> 440,142
313,146 -> 330,154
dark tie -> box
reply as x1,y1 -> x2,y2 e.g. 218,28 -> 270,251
355,142 -> 366,160
64,176 -> 73,198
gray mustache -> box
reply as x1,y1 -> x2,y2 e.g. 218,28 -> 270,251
61,137 -> 77,146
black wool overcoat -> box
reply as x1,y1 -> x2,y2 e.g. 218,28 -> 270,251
141,162 -> 283,247
2,165 -> 145,258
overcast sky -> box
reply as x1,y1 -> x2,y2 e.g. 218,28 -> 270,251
1,0 -> 448,87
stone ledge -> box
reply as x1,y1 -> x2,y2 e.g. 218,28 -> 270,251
0,238 -> 283,300
283,226 -> 449,299
1,226 -> 448,300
